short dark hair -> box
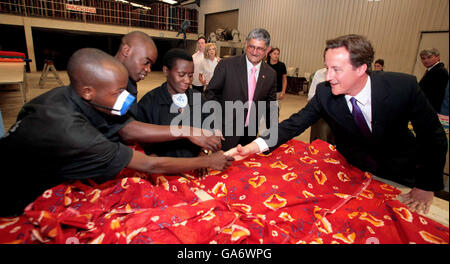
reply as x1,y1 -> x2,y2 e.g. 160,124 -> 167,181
325,34 -> 374,73
197,36 -> 206,42
163,48 -> 193,69
375,59 -> 384,66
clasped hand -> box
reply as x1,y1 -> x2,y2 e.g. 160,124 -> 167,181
224,143 -> 259,161
189,128 -> 224,152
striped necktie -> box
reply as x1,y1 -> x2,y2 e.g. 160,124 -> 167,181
245,66 -> 257,126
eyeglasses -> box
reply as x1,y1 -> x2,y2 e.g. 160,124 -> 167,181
247,45 -> 266,53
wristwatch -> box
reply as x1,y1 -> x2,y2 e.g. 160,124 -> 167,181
202,149 -> 211,155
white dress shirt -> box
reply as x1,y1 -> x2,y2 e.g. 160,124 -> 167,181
427,61 -> 441,71
245,55 -> 261,85
192,51 -> 204,86
344,76 -> 372,131
199,57 -> 219,85
254,76 -> 374,153
308,68 -> 327,101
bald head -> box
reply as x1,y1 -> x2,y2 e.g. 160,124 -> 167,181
115,31 -> 158,82
67,48 -> 128,94
67,48 -> 129,114
118,31 -> 156,53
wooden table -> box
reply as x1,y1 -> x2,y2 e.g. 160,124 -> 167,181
0,62 -> 27,103
287,76 -> 308,95
373,176 -> 449,227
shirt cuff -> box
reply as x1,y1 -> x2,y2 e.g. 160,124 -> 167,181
253,137 -> 269,153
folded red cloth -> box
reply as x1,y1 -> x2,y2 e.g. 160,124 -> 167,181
0,51 -> 26,58
0,58 -> 24,62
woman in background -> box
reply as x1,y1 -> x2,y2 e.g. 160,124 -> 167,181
199,43 -> 220,91
137,48 -> 212,175
266,47 -> 287,109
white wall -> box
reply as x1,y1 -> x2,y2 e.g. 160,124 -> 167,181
197,0 -> 449,75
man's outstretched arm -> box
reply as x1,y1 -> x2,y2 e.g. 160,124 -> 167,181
119,120 -> 223,151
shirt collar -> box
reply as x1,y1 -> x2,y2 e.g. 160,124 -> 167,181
345,76 -> 371,106
205,57 -> 218,63
193,50 -> 204,58
245,55 -> 262,73
67,86 -> 110,129
158,82 -> 174,105
127,78 -> 138,97
159,82 -> 195,106
427,61 -> 441,71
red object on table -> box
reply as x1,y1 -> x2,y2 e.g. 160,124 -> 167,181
0,140 -> 448,244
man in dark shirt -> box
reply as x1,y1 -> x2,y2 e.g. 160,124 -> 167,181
418,48 -> 449,113
137,48 -> 208,158
114,31 -> 222,151
114,31 -> 155,118
0,48 -> 233,216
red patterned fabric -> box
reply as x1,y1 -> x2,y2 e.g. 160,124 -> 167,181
0,140 -> 448,244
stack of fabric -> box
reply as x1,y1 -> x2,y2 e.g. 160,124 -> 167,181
0,51 -> 28,62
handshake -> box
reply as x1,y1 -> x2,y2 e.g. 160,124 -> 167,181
190,127 -> 261,162
200,142 -> 258,174
190,127 -> 263,172
224,142 -> 261,161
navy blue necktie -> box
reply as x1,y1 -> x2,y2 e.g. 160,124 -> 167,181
350,97 -> 371,137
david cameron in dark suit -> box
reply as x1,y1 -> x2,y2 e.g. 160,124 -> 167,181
228,34 -> 447,215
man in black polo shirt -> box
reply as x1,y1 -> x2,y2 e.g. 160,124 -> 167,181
0,48 -> 234,216
114,31 -> 222,151
114,31 -> 154,118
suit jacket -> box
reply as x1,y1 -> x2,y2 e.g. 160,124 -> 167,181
264,71 -> 447,191
204,54 -> 277,151
419,62 -> 449,113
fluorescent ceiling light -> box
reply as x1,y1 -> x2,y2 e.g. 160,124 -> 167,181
115,0 -> 151,9
162,0 -> 178,4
